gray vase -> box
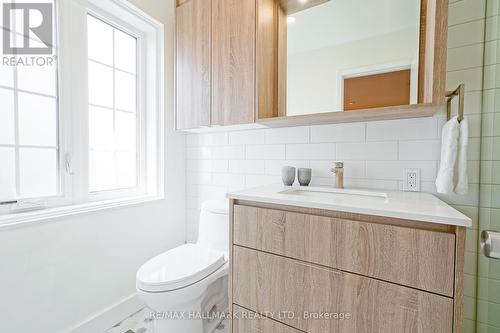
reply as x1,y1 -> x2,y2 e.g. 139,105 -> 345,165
297,168 -> 312,186
281,166 -> 296,186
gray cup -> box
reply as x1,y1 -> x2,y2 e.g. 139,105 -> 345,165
297,168 -> 312,186
281,166 -> 296,186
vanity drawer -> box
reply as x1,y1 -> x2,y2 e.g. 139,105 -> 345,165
233,204 -> 455,296
232,246 -> 453,333
233,305 -> 302,333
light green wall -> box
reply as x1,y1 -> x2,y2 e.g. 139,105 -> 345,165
477,0 -> 500,331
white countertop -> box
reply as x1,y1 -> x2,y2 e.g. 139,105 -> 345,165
227,184 -> 472,227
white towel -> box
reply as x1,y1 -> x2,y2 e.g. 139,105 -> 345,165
454,117 -> 469,194
436,117 -> 460,194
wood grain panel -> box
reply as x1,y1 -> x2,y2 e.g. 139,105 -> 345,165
454,227 -> 466,333
418,0 -> 448,104
176,0 -> 211,129
277,5 -> 287,118
233,246 -> 454,333
212,0 -> 256,126
233,204 -> 455,296
233,305 -> 302,333
256,0 -> 279,119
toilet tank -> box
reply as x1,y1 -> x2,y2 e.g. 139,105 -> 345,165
197,200 -> 229,253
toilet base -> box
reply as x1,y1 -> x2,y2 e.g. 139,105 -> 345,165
148,272 -> 228,333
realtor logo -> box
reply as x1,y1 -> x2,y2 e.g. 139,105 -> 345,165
2,2 -> 53,55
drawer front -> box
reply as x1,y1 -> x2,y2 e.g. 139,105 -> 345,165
233,246 -> 453,333
233,204 -> 455,296
233,305 -> 302,333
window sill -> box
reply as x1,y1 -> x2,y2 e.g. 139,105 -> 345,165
0,195 -> 164,230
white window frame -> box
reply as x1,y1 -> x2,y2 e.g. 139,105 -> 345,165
0,0 -> 164,227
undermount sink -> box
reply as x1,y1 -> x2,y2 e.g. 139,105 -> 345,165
278,186 -> 388,199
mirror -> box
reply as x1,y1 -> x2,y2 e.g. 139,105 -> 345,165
280,0 -> 422,116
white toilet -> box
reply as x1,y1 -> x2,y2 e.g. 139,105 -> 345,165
136,200 -> 229,333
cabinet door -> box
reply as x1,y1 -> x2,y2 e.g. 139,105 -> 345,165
212,0 -> 255,125
233,246 -> 453,333
176,0 -> 211,129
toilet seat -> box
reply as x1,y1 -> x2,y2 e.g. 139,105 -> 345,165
136,243 -> 226,292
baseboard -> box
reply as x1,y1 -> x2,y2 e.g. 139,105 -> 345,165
65,293 -> 144,333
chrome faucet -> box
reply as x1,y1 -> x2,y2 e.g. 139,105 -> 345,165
331,162 -> 344,189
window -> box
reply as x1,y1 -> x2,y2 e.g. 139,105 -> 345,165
0,0 -> 59,201
0,0 -> 164,221
87,15 -> 138,192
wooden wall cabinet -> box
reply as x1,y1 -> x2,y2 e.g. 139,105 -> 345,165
176,0 -> 279,129
229,201 -> 466,333
175,0 -> 211,129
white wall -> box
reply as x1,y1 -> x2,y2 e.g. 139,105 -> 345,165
0,1 -> 186,332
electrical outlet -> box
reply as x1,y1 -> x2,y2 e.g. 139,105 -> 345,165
403,168 -> 420,192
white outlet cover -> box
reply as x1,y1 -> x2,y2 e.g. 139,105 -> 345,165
403,168 -> 421,192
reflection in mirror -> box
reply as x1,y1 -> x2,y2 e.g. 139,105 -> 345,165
282,0 -> 421,116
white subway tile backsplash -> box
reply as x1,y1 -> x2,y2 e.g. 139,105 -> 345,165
186,133 -> 228,147
229,130 -> 265,145
212,173 -> 245,187
310,123 -> 366,143
337,142 -> 398,160
245,174 -> 281,187
211,160 -> 229,173
399,140 -> 441,160
187,159 -> 213,172
246,144 -> 286,160
366,161 -> 438,181
344,178 -> 400,191
286,143 -> 336,160
186,147 -> 212,160
265,126 -> 310,144
367,118 -> 438,141
186,172 -> 212,185
212,145 -> 245,160
229,160 -> 265,174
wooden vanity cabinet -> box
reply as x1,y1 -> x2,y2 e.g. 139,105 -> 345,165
176,0 -> 279,129
229,200 -> 466,333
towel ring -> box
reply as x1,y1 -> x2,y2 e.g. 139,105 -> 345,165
445,84 -> 465,122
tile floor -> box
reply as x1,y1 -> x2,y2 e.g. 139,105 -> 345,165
105,308 -> 228,333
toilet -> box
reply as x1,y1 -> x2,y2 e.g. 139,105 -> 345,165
136,200 -> 229,333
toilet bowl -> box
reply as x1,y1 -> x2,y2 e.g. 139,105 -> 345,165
136,200 -> 229,333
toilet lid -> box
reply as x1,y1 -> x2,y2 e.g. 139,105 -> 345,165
136,244 -> 226,292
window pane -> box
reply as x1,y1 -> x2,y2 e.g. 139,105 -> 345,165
116,152 -> 137,188
0,147 -> 16,200
0,88 -> 15,144
17,64 -> 57,96
114,29 -> 136,73
114,70 -> 136,112
0,62 -> 14,87
115,110 -> 136,151
89,106 -> 114,150
19,148 -> 58,198
88,61 -> 113,108
18,92 -> 57,146
89,151 -> 115,192
87,15 -> 113,66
